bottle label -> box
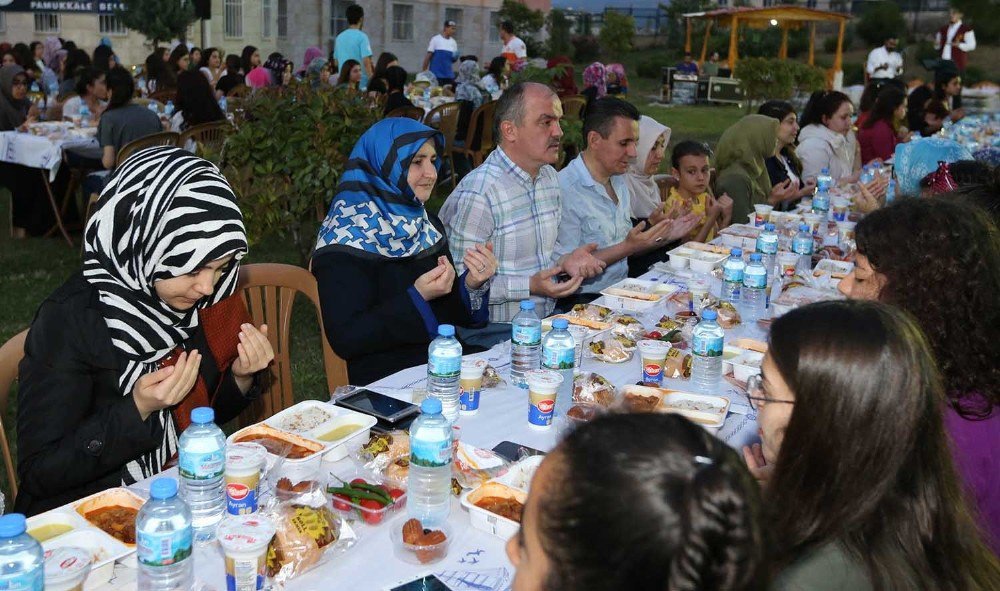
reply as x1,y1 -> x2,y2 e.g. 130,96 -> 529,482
0,564 -> 43,591
792,238 -> 814,256
410,437 -> 452,468
137,527 -> 193,567
541,345 -> 574,370
512,325 -> 541,346
692,334 -> 724,358
743,271 -> 767,289
756,237 -> 778,254
722,265 -> 744,283
179,449 -> 224,480
428,353 -> 460,378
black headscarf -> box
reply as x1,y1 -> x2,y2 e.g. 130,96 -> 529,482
0,65 -> 30,131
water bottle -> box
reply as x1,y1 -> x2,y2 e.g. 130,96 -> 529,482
0,514 -> 44,591
541,318 -> 575,417
885,178 -> 896,204
791,223 -> 814,274
427,324 -> 462,423
422,86 -> 431,108
47,82 -> 58,98
755,223 -> 779,272
742,253 -> 768,322
148,101 -> 159,115
178,407 -> 226,539
164,100 -> 175,117
137,478 -> 194,591
511,300 -> 541,388
859,164 -> 874,185
812,187 -> 830,216
218,96 -> 227,113
721,248 -> 745,306
690,309 -> 724,394
407,398 -> 453,526
79,104 -> 91,126
816,167 -> 833,193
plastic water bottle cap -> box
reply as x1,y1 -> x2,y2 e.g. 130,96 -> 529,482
0,514 -> 27,538
519,300 -> 535,311
749,253 -> 762,262
821,167 -> 829,174
552,318 -> 569,330
149,477 -> 178,500
730,248 -> 742,257
190,407 -> 215,424
701,309 -> 718,321
764,223 -> 775,231
437,324 -> 455,337
799,223 -> 809,232
421,397 -> 443,415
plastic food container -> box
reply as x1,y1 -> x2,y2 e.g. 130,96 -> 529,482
227,423 -> 326,482
598,278 -> 671,311
327,467 -> 407,527
461,482 -> 527,541
494,455 -> 544,492
27,511 -> 81,543
812,259 -> 853,290
264,400 -> 377,462
216,515 -> 276,591
71,488 -> 145,547
667,244 -> 729,273
660,390 -> 731,435
721,346 -> 746,375
389,519 -> 452,565
44,546 -> 92,591
730,351 -> 764,383
42,528 -> 131,589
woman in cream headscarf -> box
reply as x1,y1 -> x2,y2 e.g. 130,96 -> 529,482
715,114 -> 780,224
627,115 -> 671,220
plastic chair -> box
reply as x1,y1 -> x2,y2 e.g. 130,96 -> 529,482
423,102 -> 462,187
114,131 -> 181,168
452,101 -> 497,170
177,121 -> 233,154
560,95 -> 587,121
235,264 -> 349,427
0,330 -> 27,501
385,106 -> 425,121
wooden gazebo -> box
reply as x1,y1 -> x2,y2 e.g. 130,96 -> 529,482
682,5 -> 850,79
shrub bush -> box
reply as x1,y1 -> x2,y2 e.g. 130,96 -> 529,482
856,1 -> 906,47
572,35 -> 601,63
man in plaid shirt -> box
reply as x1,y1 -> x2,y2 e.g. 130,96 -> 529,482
440,83 -> 605,345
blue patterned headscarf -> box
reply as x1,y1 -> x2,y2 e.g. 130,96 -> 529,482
893,137 -> 972,198
314,118 -> 444,259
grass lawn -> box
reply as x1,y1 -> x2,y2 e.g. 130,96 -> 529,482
0,97 -> 738,503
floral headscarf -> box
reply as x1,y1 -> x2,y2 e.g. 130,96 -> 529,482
455,60 -> 485,108
606,63 -> 628,90
583,62 -> 606,98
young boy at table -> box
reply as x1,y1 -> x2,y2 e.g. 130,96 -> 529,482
663,140 -> 732,243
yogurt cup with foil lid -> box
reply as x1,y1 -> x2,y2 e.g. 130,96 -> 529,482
44,546 -> 92,591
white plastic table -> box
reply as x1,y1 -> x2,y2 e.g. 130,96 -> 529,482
105,267 -> 768,591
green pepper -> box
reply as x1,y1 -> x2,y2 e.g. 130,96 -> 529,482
326,485 -> 392,506
352,482 -> 392,504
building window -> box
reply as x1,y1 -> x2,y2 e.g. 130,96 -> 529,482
277,0 -> 288,38
99,14 -> 128,36
489,11 -> 500,43
225,0 -> 244,38
262,0 -> 273,37
444,8 -> 462,42
34,13 -> 60,34
392,4 -> 414,41
0,12 -> 6,33
330,0 -> 352,37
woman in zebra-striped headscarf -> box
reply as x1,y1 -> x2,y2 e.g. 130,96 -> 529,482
15,146 -> 273,515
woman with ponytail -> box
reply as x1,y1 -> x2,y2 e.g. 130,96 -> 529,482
507,413 -> 767,591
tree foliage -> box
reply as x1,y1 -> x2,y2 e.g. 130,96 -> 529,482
498,0 -> 545,57
116,0 -> 197,47
600,12 -> 636,59
950,0 -> 1000,44
546,9 -> 574,59
221,84 -> 380,263
735,58 -> 825,112
856,1 -> 906,46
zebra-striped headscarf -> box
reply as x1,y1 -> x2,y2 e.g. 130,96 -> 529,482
83,146 -> 248,484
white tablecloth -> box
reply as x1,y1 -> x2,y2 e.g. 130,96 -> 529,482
0,130 -> 98,181
101,267 -> 770,591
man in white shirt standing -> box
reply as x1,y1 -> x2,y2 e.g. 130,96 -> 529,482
866,35 -> 903,80
935,8 -> 976,74
422,20 -> 459,88
499,21 -> 527,70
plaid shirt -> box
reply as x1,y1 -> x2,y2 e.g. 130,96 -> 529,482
439,147 -> 561,322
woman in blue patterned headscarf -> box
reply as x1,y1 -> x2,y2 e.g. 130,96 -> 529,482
893,137 -> 972,198
312,118 -> 497,384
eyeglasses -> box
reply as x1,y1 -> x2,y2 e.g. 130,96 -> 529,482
745,374 -> 795,411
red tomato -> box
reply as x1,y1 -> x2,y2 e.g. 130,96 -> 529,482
332,494 -> 352,511
388,488 -> 405,502
350,478 -> 367,486
647,331 -> 662,339
360,499 -> 384,524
